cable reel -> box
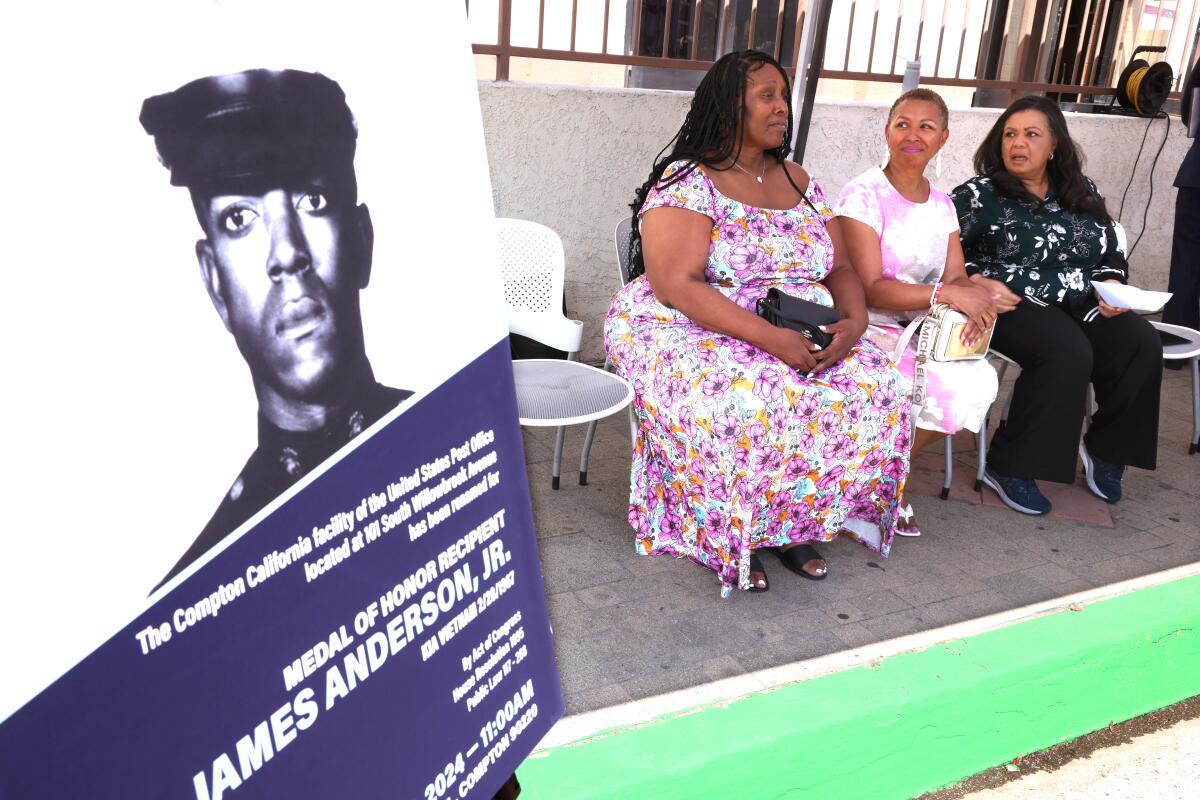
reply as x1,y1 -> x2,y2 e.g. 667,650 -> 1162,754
1116,45 -> 1174,117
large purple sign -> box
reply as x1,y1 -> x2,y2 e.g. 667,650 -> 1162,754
0,341 -> 562,799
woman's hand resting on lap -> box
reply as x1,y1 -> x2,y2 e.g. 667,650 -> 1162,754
955,277 -> 1022,346
812,315 -> 867,374
943,282 -> 996,347
761,326 -> 821,375
969,274 -> 1021,313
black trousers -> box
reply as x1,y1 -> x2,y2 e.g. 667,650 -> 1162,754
1164,186 -> 1200,329
987,301 -> 1161,483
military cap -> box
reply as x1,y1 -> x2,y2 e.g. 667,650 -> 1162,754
140,68 -> 357,189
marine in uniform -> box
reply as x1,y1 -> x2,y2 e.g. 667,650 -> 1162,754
141,69 -> 411,588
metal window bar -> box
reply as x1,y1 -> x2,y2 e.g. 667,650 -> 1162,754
791,0 -> 809,70
1075,0 -> 1099,86
933,0 -> 949,76
973,0 -> 999,81
1047,0 -> 1075,87
1081,0 -> 1112,86
915,0 -> 928,61
602,0 -> 611,53
1043,0 -> 1062,84
748,0 -> 759,52
1012,0 -> 1034,84
631,0 -> 643,56
1151,0 -> 1166,41
468,0 -> 1190,98
954,0 -> 972,79
1164,2 -> 1183,79
1075,0 -> 1094,85
1085,0 -> 1112,88
498,0 -> 512,80
1164,0 -> 1199,89
1184,0 -> 1200,88
570,0 -> 579,51
866,0 -> 881,73
1074,0 -> 1097,86
890,3 -> 903,76
844,0 -> 856,71
1048,0 -> 1069,82
663,0 -> 674,57
601,0 -> 612,53
715,0 -> 724,56
1031,0 -> 1058,84
775,0 -> 788,60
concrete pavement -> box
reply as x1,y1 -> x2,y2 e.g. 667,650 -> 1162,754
521,364 -> 1200,717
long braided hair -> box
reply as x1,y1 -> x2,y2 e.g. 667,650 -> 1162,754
626,49 -> 806,279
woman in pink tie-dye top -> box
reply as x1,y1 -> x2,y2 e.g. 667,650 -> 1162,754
834,89 -> 1019,536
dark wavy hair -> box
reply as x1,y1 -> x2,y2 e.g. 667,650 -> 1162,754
626,50 -> 806,279
973,95 -> 1111,224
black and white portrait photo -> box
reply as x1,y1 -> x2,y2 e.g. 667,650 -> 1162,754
140,69 -> 414,586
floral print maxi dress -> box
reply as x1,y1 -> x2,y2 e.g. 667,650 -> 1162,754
604,161 -> 912,595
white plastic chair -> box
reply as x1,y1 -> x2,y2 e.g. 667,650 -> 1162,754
614,218 -> 639,436
929,350 -> 1008,499
577,217 -> 642,466
970,349 -> 1019,492
496,218 -> 634,488
1152,321 -> 1200,454
614,216 -> 636,285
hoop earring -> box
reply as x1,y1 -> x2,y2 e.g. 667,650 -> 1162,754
881,145 -> 890,168
1049,152 -> 1055,160
935,150 -> 943,179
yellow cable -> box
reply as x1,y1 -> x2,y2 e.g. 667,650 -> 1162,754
1127,65 -> 1149,114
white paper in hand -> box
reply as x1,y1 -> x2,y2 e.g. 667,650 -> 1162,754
1092,282 -> 1173,313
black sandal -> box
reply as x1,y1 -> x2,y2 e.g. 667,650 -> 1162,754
776,544 -> 827,581
748,553 -> 769,592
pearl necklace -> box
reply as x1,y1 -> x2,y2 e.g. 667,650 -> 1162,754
730,154 -> 767,183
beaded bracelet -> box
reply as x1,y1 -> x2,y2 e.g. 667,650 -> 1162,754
929,281 -> 944,307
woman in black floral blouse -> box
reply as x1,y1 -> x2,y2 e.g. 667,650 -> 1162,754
952,96 -> 1160,515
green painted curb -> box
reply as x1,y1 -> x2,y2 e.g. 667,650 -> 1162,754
520,574 -> 1200,799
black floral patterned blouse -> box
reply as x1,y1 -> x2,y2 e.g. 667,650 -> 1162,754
951,175 -> 1127,317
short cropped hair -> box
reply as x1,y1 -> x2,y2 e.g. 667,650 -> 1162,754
887,88 -> 949,129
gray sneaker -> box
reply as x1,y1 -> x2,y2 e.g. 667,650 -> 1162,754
1079,443 -> 1124,504
982,466 -> 1052,515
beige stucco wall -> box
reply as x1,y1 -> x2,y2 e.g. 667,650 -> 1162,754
478,81 -> 1188,363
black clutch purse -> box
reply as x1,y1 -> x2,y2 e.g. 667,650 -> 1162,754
755,287 -> 838,349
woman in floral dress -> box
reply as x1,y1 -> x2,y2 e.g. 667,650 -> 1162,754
604,50 -> 911,595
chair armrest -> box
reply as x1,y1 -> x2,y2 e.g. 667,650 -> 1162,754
508,308 -> 584,354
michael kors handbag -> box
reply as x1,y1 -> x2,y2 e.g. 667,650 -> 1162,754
893,303 -> 991,364
893,303 -> 991,413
